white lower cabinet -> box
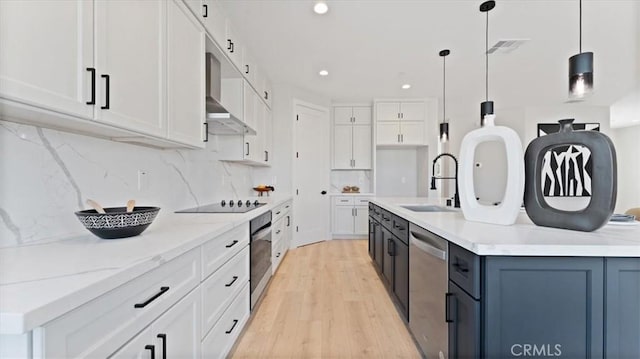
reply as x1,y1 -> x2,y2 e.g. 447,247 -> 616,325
332,197 -> 371,235
110,287 -> 201,358
271,200 -> 292,274
21,223 -> 255,359
201,284 -> 250,359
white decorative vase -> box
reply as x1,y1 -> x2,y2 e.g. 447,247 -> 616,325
458,115 -> 525,225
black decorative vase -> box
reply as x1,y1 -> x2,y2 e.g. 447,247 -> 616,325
524,119 -> 617,232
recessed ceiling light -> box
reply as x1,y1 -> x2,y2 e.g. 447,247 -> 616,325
402,84 -> 411,89
319,70 -> 329,76
314,1 -> 329,14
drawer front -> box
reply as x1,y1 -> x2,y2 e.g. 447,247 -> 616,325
273,217 -> 285,243
202,223 -> 249,280
202,283 -> 251,359
370,203 -> 382,221
272,202 -> 289,223
380,208 -> 393,230
390,215 -> 409,244
334,197 -> 355,206
355,197 -> 372,206
39,248 -> 200,358
449,243 -> 481,299
201,246 -> 249,337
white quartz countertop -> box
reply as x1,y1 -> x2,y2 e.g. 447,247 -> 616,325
0,196 -> 292,335
371,197 -> 640,257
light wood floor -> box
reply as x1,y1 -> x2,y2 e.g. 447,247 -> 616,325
231,239 -> 421,358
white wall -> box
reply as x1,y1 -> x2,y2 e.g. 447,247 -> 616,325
611,125 -> 640,213
0,121 -> 257,247
376,148 -> 419,197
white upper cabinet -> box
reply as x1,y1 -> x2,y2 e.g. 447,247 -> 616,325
0,0 -> 94,120
167,0 -> 206,147
94,0 -> 166,137
202,0 -> 227,47
332,106 -> 372,169
375,101 -> 427,146
263,105 -> 273,164
225,22 -> 244,70
242,48 -> 258,87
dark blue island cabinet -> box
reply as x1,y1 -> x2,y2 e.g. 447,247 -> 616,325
448,243 -> 640,359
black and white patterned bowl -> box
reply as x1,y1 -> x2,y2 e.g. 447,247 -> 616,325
75,207 -> 160,239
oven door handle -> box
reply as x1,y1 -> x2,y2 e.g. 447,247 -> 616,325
252,225 -> 272,242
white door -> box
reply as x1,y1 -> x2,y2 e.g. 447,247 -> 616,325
400,101 -> 426,122
377,122 -> 400,145
151,289 -> 201,359
333,125 -> 353,169
0,0 -> 94,120
95,0 -> 166,137
352,125 -> 372,169
333,206 -> 355,234
376,102 -> 400,122
334,107 -> 353,125
400,121 -> 425,145
293,101 -> 330,247
167,0 -> 205,148
352,106 -> 372,125
354,206 -> 369,234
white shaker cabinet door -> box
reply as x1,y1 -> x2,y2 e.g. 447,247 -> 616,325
0,0 -> 94,120
150,288 -> 201,359
167,0 -> 206,148
333,206 -> 355,234
376,122 -> 400,145
400,102 -> 426,122
376,102 -> 400,122
107,326 -> 153,359
333,125 -> 353,169
183,0 -> 203,19
352,125 -> 372,169
202,1 -> 227,48
400,121 -> 425,145
352,106 -> 372,125
334,107 -> 353,125
263,106 -> 273,164
94,0 -> 166,137
354,206 -> 369,235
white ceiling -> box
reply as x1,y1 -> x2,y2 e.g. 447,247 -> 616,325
219,0 -> 639,113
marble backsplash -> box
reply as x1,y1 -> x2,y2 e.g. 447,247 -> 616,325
330,170 -> 372,193
0,120 -> 259,247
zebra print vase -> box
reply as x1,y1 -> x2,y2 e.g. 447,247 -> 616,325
524,119 -> 617,231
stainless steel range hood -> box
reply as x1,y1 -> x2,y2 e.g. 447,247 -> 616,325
206,53 -> 256,135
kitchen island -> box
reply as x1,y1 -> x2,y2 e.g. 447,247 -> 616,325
369,197 -> 640,359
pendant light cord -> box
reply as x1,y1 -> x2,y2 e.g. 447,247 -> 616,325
443,55 -> 446,124
485,10 -> 489,102
579,0 -> 582,52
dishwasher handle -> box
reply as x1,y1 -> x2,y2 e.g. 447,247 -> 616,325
410,231 -> 447,260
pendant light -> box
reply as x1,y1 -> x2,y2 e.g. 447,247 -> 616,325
479,1 -> 495,126
439,49 -> 450,143
568,0 -> 593,100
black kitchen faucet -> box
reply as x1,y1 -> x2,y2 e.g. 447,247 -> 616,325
430,153 -> 460,208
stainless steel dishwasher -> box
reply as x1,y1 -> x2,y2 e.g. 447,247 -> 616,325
409,223 -> 449,359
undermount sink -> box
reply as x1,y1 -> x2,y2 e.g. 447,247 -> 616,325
400,204 -> 455,212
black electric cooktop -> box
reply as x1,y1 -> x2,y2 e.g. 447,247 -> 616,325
176,200 -> 265,213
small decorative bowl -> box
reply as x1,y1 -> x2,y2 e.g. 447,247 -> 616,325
75,207 -> 160,239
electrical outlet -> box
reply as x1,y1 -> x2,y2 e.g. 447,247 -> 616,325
137,170 -> 149,191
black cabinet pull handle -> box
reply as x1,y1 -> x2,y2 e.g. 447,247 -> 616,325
445,293 -> 455,323
276,229 -> 281,234
225,276 -> 239,287
453,262 -> 470,273
246,142 -> 250,156
245,64 -> 249,74
134,287 -> 169,308
265,150 -> 268,162
264,91 -> 268,100
321,190 -> 327,195
86,68 -> 96,105
227,39 -> 232,50
145,345 -> 155,359
225,240 -> 239,248
157,334 -> 167,359
100,74 -> 110,109
286,216 -> 290,226
202,4 -> 208,17
225,319 -> 239,334
230,42 -> 235,53
276,211 -> 281,215
204,122 -> 209,142
276,252 -> 281,258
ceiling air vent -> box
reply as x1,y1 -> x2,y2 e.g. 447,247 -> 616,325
487,39 -> 529,54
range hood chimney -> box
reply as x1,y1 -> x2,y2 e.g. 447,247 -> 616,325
205,53 -> 256,135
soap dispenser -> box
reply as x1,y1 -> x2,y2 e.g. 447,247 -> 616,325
458,114 -> 525,225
